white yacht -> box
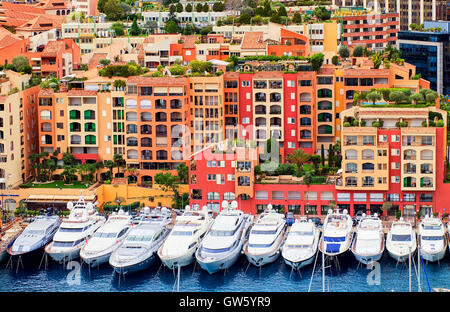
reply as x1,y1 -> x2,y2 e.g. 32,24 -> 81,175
109,211 -> 170,275
45,198 -> 106,263
0,222 -> 24,263
243,206 -> 286,267
158,205 -> 213,269
9,214 -> 61,257
319,209 -> 353,257
80,210 -> 132,267
281,217 -> 320,270
418,215 -> 447,262
386,218 -> 417,262
351,214 -> 385,265
196,200 -> 252,274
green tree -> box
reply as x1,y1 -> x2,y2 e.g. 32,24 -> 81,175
176,163 -> 189,184
331,55 -> 339,65
164,20 -> 180,33
367,90 -> 382,105
104,160 -> 115,178
389,91 -> 406,105
12,56 -> 30,72
410,93 -> 424,105
200,26 -> 213,35
262,0 -> 273,17
287,149 -> 311,176
176,2 -> 183,12
97,0 -> 108,12
213,1 -> 225,12
292,11 -> 302,24
103,0 -> 124,21
277,5 -> 287,17
338,45 -> 350,58
185,3 -> 193,12
169,4 -> 176,14
99,58 -> 111,66
328,144 -> 334,167
196,3 -> 203,12
203,3 -> 209,12
113,153 -> 125,176
310,53 -> 324,72
313,6 -> 330,21
311,154 -> 321,171
169,64 -> 187,75
371,52 -> 382,69
111,22 -> 125,36
320,144 -> 325,166
352,45 -> 364,57
129,19 -> 142,36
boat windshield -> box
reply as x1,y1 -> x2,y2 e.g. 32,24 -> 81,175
171,231 -> 193,236
59,227 -> 84,232
23,230 -> 45,235
251,229 -> 277,235
202,246 -> 232,253
210,230 -> 234,237
94,232 -> 117,238
126,235 -> 152,241
248,242 -> 274,248
391,234 -> 411,241
290,231 -> 314,236
423,225 -> 441,230
324,237 -> 346,242
286,244 -> 309,248
422,236 -> 442,241
53,241 -> 75,247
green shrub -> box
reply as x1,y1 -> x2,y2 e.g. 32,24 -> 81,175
343,121 -> 351,127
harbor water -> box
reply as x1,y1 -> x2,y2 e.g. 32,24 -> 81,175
0,252 -> 449,292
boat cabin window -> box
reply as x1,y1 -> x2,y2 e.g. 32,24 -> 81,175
24,229 -> 45,235
117,228 -> 129,238
171,231 -> 194,236
250,229 -> 278,235
391,234 -> 411,241
422,225 -> 441,230
422,236 -> 442,241
290,231 -> 314,236
210,229 -> 235,237
53,241 -> 74,248
248,242 -> 275,248
323,236 -> 346,242
59,227 -> 84,232
127,235 -> 152,241
94,232 -> 117,238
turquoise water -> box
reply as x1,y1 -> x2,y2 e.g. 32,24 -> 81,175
0,252 -> 449,292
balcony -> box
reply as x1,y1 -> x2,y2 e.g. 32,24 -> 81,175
269,105 -> 281,114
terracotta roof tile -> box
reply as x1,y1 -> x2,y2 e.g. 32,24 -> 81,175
253,71 -> 284,79
38,89 -> 54,96
67,90 -> 98,96
126,76 -> 187,86
181,35 -> 197,49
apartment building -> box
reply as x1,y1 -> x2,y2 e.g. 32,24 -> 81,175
0,71 -> 40,189
335,10 -> 400,51
332,0 -> 448,30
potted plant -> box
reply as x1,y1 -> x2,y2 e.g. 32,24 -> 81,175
395,209 -> 401,220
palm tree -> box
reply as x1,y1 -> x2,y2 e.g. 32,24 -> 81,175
28,153 -> 40,180
104,160 -> 115,180
113,154 -> 125,177
287,149 -> 311,176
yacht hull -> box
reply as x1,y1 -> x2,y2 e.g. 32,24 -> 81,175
353,252 -> 384,265
387,249 -> 415,262
420,248 -> 446,262
111,254 -> 156,275
283,253 -> 315,270
81,252 -> 112,268
46,246 -> 82,263
319,233 -> 353,258
245,249 -> 280,267
158,246 -> 197,269
197,247 -> 242,274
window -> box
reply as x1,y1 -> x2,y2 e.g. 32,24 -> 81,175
337,193 -> 350,202
420,194 -> 433,202
387,193 -> 400,202
354,193 -> 367,202
391,135 -> 400,142
403,193 -> 416,202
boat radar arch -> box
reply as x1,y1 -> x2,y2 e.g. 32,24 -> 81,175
67,201 -> 74,211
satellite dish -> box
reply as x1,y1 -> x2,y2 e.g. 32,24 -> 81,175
185,205 -> 190,211
374,213 -> 378,218
267,203 -> 273,211
343,209 -> 348,215
144,207 -> 150,215
67,201 -> 73,210
221,200 -> 228,209
231,200 -> 238,209
86,202 -> 93,211
328,209 -> 333,215
362,213 -> 366,218
161,207 -> 168,215
118,209 -> 125,215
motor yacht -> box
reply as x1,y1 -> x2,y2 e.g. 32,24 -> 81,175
196,200 -> 252,274
80,209 -> 132,267
281,217 -> 320,270
0,221 -> 24,263
9,210 -> 61,257
158,205 -> 212,269
319,209 -> 353,257
418,215 -> 447,262
109,213 -> 171,275
351,214 -> 385,265
45,197 -> 106,263
243,205 -> 286,267
386,218 -> 417,262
